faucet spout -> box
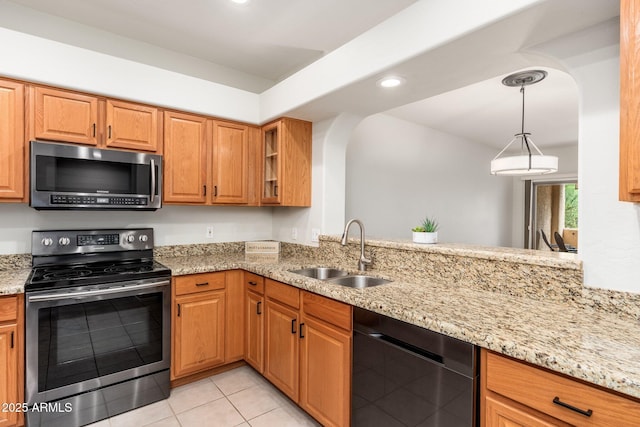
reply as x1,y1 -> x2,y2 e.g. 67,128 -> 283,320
341,219 -> 371,271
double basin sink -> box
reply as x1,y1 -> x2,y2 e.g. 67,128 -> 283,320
289,267 -> 391,288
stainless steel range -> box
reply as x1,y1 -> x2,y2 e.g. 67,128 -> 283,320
25,228 -> 171,427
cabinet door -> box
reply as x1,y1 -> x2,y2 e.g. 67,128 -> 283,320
106,100 -> 161,153
211,121 -> 248,204
245,290 -> 264,373
620,0 -> 640,201
260,118 -> 312,206
173,290 -> 225,378
264,299 -> 299,401
0,324 -> 17,427
261,121 -> 281,204
0,80 -> 24,201
299,315 -> 351,427
225,270 -> 245,363
32,86 -> 99,146
163,111 -> 209,203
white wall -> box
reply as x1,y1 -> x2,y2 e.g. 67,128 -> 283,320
345,114 -> 513,246
0,204 -> 273,254
272,114 -> 362,245
572,54 -> 640,293
0,27 -> 259,124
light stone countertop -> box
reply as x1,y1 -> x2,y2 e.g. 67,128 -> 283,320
2,249 -> 638,402
0,268 -> 31,295
156,252 -> 640,401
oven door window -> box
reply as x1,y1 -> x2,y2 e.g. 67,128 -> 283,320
34,155 -> 158,195
37,292 -> 163,392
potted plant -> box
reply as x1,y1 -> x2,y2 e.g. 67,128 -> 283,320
412,216 -> 439,244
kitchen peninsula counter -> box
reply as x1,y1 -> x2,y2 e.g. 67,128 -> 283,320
156,240 -> 640,402
3,238 -> 640,402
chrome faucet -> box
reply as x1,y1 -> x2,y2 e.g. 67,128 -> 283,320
341,219 -> 371,271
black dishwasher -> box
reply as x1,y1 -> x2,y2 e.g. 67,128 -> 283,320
352,307 -> 479,426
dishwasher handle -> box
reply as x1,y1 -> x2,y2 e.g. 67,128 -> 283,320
368,332 -> 444,366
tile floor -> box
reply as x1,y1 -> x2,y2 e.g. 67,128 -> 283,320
88,366 -> 320,427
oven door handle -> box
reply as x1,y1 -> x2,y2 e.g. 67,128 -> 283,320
27,280 -> 170,302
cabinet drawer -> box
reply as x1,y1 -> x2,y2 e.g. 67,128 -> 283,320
302,291 -> 351,331
245,272 -> 265,294
174,272 -> 225,295
265,279 -> 299,309
0,295 -> 17,322
486,351 -> 640,427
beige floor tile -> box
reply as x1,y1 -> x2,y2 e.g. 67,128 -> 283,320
176,398 -> 245,427
168,377 -> 224,414
278,399 -> 322,426
211,365 -> 267,396
248,407 -> 318,427
144,416 -> 182,427
108,400 -> 174,427
227,385 -> 281,420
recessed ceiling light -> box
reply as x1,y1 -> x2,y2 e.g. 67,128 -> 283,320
230,0 -> 249,4
377,76 -> 405,88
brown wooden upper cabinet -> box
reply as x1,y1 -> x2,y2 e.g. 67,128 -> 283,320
163,112 -> 259,206
211,120 -> 250,204
29,86 -> 162,153
163,110 -> 209,204
105,99 -> 161,153
261,118 -> 312,207
620,0 -> 640,201
0,79 -> 25,202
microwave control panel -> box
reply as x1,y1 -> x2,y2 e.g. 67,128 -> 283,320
50,195 -> 149,206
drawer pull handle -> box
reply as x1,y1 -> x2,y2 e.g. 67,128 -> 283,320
196,282 -> 209,287
248,281 -> 258,286
553,397 -> 593,417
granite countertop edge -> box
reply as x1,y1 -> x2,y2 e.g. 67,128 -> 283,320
3,254 -> 638,401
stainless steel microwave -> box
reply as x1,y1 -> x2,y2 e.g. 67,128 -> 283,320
30,140 -> 162,210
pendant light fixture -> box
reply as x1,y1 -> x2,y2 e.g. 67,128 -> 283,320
490,70 -> 558,176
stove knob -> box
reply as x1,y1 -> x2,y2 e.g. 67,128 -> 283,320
126,235 -> 135,243
139,235 -> 148,242
41,237 -> 53,247
58,237 -> 71,246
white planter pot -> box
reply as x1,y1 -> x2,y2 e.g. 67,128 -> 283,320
412,231 -> 437,244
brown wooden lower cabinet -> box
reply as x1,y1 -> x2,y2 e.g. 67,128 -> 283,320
262,278 -> 352,427
224,270 -> 245,363
481,348 -> 640,427
244,272 -> 265,373
172,273 -> 226,379
264,296 -> 300,400
0,294 -> 24,427
299,312 -> 351,427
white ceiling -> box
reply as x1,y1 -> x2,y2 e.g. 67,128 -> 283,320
2,0 -> 617,149
386,67 -> 579,149
6,0 -> 416,83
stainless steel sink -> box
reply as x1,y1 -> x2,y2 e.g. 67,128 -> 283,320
326,275 -> 391,288
289,267 -> 349,280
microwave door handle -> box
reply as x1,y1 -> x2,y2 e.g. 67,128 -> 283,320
150,158 -> 156,203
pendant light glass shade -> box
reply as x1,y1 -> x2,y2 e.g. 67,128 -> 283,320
490,134 -> 558,175
491,70 -> 558,176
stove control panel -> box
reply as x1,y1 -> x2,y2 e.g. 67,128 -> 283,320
32,228 -> 154,256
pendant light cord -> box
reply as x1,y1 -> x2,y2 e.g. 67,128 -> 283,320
520,83 -> 533,169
